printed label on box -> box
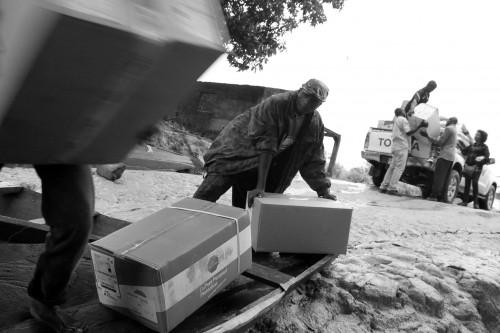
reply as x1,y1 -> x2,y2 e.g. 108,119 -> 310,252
91,250 -> 120,298
162,226 -> 251,310
199,267 -> 228,299
121,285 -> 159,323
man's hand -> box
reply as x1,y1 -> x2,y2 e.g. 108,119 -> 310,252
419,120 -> 429,128
317,189 -> 337,201
247,188 -> 265,208
461,124 -> 470,135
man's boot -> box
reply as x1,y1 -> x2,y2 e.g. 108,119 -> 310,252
473,199 -> 480,209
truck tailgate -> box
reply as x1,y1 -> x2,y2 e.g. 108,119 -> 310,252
366,128 -> 392,154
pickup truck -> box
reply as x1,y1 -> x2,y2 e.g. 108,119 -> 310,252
361,112 -> 497,210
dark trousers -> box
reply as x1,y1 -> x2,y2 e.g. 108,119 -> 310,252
194,169 -> 259,208
432,158 -> 453,200
463,170 -> 481,205
8,165 -> 94,306
194,166 -> 290,208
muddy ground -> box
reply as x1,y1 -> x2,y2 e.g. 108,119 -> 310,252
1,167 -> 499,333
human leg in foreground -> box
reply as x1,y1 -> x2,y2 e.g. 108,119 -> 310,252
29,165 -> 94,333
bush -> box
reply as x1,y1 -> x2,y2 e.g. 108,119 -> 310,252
330,164 -> 370,184
330,163 -> 348,179
346,166 -> 370,184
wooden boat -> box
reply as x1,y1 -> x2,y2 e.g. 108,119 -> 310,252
124,145 -> 195,172
0,186 -> 336,333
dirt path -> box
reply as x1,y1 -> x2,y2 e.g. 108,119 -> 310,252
1,167 -> 499,332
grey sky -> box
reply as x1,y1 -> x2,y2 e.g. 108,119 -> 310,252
201,0 -> 500,176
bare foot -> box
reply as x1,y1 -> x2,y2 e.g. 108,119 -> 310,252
29,298 -> 88,333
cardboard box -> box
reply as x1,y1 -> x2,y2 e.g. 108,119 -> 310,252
412,103 -> 440,138
406,103 -> 439,159
250,193 -> 352,254
377,120 -> 393,130
0,0 -> 227,163
90,198 -> 251,333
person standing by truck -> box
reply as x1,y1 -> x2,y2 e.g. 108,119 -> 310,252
379,108 -> 428,195
404,80 -> 437,116
420,117 -> 458,201
459,129 -> 490,208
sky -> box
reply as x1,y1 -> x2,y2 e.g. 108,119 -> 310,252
201,0 -> 500,176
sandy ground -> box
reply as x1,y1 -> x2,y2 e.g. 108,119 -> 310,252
1,166 -> 499,332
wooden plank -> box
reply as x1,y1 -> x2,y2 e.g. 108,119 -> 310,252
0,186 -> 24,194
91,213 -> 130,239
201,255 -> 336,333
0,215 -> 48,243
203,289 -> 283,333
0,188 -> 42,221
243,262 -> 294,290
282,254 -> 336,292
0,187 -> 131,242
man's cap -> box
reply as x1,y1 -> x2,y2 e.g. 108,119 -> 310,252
301,79 -> 329,102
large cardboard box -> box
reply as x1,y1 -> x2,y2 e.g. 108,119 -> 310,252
412,103 -> 440,138
90,198 -> 252,333
250,193 -> 352,254
406,103 -> 440,159
0,0 -> 227,163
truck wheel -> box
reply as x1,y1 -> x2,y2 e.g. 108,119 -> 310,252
442,170 -> 460,203
479,185 -> 496,211
370,166 -> 386,187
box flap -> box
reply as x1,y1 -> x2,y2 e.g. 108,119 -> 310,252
171,198 -> 250,229
254,193 -> 353,210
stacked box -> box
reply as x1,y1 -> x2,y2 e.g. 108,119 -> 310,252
90,198 -> 252,333
377,120 -> 394,130
0,0 -> 227,163
250,193 -> 352,254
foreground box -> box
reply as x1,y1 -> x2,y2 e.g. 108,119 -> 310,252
0,0 -> 226,163
250,194 -> 352,254
90,198 -> 251,333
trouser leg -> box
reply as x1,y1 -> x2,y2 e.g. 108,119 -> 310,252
380,160 -> 396,189
388,149 -> 408,190
472,172 -> 480,206
28,165 -> 94,306
193,174 -> 234,203
231,169 -> 258,209
432,159 -> 452,199
463,175 -> 471,203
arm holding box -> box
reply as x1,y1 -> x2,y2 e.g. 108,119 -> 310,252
299,126 -> 336,201
247,97 -> 281,207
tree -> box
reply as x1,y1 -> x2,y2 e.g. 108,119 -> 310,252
220,0 -> 344,71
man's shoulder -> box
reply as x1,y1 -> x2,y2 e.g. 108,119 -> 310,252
265,91 -> 294,103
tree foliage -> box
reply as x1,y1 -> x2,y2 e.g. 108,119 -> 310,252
220,0 -> 344,71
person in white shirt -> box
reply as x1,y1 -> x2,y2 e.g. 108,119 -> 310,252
379,108 -> 427,195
